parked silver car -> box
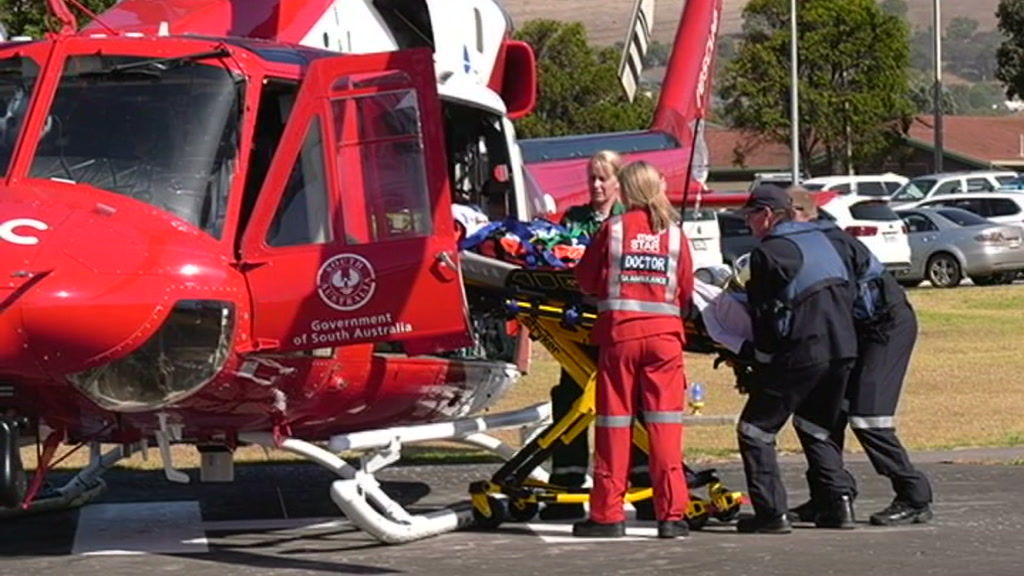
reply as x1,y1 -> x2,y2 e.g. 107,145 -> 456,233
894,207 -> 1024,288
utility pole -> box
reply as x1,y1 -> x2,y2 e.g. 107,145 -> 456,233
843,69 -> 853,175
790,0 -> 800,183
933,0 -> 944,172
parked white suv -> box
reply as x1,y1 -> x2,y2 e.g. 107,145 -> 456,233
906,192 -> 1024,229
889,171 -> 1018,205
747,171 -> 809,192
820,195 -> 912,273
802,173 -> 908,198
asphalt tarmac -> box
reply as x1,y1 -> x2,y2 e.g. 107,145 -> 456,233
1,448 -> 1023,576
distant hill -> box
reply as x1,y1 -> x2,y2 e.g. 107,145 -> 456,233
501,0 -> 1000,46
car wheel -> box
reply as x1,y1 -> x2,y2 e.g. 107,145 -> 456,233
926,253 -> 962,288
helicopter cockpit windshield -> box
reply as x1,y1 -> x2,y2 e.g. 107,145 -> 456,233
28,52 -> 242,239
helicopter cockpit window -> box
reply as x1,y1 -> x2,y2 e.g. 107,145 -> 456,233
0,56 -> 39,178
332,88 -> 432,243
28,53 -> 242,239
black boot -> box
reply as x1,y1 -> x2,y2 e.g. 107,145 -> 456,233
788,499 -> 818,522
815,494 -> 855,529
869,500 -> 933,526
736,514 -> 792,534
572,519 -> 626,538
657,520 -> 690,539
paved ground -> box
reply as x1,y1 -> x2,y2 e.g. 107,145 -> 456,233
2,448 -> 1024,575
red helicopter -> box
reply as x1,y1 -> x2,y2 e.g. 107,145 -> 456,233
0,0 -> 724,542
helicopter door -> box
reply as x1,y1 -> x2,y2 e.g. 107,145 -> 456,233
240,49 -> 471,354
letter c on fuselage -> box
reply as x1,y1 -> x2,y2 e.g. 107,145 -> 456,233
0,218 -> 48,246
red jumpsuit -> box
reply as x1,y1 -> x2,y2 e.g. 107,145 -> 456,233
575,209 -> 694,524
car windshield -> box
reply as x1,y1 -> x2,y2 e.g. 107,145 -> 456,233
891,178 -> 936,202
750,175 -> 794,191
717,211 -> 751,237
683,208 -> 718,222
936,207 -> 989,227
0,55 -> 40,178
998,176 -> 1024,190
28,52 -> 242,239
802,183 -> 826,191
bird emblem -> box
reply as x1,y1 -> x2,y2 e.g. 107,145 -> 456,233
331,266 -> 362,295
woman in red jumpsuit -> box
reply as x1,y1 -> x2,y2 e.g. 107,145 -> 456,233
572,161 -> 694,539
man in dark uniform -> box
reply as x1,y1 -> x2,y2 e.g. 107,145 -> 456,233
734,185 -> 859,534
786,188 -> 933,526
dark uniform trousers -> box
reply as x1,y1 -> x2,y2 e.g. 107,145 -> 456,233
550,368 -> 591,487
838,304 -> 932,506
550,364 -> 652,491
738,359 -> 854,519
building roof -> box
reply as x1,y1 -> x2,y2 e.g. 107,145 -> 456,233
908,115 -> 1024,168
705,124 -> 791,170
705,115 -> 1024,175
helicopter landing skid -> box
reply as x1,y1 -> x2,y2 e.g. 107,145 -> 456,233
239,401 -> 550,544
0,443 -> 125,519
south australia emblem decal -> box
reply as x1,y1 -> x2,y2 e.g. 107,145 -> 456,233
317,253 -> 377,311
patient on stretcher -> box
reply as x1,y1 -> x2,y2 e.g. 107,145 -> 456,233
691,262 -> 752,355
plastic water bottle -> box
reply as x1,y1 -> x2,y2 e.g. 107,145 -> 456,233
689,382 -> 705,415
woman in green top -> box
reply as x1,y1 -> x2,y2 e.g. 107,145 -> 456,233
544,149 -> 655,521
559,150 -> 627,238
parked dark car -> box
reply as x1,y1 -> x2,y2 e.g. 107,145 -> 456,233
718,211 -> 759,266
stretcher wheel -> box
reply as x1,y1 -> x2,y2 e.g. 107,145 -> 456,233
714,505 -> 741,522
710,487 -> 744,522
686,498 -> 710,530
472,496 -> 507,529
507,500 -> 539,522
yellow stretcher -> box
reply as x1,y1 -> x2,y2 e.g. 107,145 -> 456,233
464,263 -> 744,529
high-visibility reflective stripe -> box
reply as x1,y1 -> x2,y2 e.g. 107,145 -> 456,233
642,410 -> 685,424
551,466 -> 589,475
737,420 -> 776,444
608,218 -> 624,299
754,349 -> 773,363
793,416 -> 830,441
596,415 -> 633,428
849,415 -> 895,430
630,465 -> 649,474
665,225 -> 681,303
598,299 -> 681,315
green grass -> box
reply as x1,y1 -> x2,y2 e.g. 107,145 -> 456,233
492,284 -> 1024,458
23,284 -> 1024,470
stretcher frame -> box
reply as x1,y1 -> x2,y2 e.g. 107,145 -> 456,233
466,267 -> 744,529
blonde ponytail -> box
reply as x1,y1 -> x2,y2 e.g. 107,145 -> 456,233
618,161 -> 679,232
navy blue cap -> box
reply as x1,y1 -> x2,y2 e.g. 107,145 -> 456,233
738,185 -> 791,214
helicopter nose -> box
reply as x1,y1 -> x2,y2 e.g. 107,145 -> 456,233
0,186 -> 240,381
0,250 -> 169,378
0,214 -> 57,376
0,289 -> 39,377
